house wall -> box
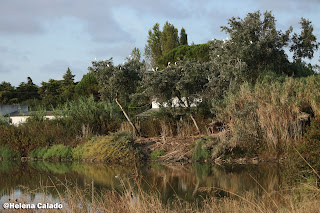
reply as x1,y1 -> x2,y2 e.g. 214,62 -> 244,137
0,105 -> 28,116
151,97 -> 201,109
10,115 -> 56,126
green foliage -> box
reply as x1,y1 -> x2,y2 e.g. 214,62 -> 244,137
0,145 -> 19,159
161,21 -> 179,56
39,79 -> 63,107
145,22 -> 162,68
72,144 -> 85,160
179,27 -> 188,45
192,138 -> 212,161
145,22 -> 188,68
158,44 -> 209,67
290,18 -> 320,61
296,118 -> 320,169
75,73 -> 99,98
220,10 -> 292,75
0,119 -> 78,157
150,150 -> 166,159
43,144 -> 73,159
90,58 -> 142,105
56,95 -> 120,135
28,146 -> 49,158
0,81 -> 17,104
16,77 -> 40,103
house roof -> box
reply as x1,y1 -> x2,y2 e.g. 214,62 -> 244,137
9,111 -> 55,117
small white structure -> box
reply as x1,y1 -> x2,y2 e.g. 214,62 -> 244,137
151,97 -> 201,109
136,97 -> 202,118
0,104 -> 56,126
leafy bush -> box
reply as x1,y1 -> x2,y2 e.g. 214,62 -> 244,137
150,150 -> 166,160
43,144 -> 73,159
28,147 -> 49,158
72,144 -> 85,160
192,138 -> 212,161
0,145 -> 19,159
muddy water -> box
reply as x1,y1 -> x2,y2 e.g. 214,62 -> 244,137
0,161 -> 287,204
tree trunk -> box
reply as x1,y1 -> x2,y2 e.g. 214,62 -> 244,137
190,114 -> 200,134
115,98 -> 140,136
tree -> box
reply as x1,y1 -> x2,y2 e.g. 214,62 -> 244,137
130,47 -> 141,61
220,11 -> 292,75
0,81 -> 16,104
16,77 -> 39,103
62,67 -> 75,87
158,43 -> 210,67
290,18 -> 320,61
90,57 -> 142,105
180,27 -> 188,45
161,21 -> 179,56
39,79 -> 63,107
61,67 -> 75,101
75,73 -> 99,98
145,23 -> 162,68
145,22 -> 186,68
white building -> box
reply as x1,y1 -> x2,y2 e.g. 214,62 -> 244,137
0,104 -> 55,126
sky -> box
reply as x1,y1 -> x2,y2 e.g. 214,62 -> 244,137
0,0 -> 320,86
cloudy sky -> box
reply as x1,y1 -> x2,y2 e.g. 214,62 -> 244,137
1,0 -> 320,86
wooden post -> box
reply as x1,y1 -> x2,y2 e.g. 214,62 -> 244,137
115,98 -> 140,136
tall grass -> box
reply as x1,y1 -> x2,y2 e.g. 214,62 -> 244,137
215,75 -> 320,155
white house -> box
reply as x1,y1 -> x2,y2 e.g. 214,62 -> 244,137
0,104 -> 56,126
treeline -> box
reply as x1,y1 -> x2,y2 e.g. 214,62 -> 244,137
0,68 -> 99,109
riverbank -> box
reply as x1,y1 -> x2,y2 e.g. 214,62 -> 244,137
1,134 -> 290,165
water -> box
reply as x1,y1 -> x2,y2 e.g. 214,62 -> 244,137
0,161 -> 286,205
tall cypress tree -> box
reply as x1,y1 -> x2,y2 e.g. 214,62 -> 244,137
180,27 -> 188,45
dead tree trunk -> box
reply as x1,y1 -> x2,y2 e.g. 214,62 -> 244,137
115,98 -> 140,136
190,114 -> 200,134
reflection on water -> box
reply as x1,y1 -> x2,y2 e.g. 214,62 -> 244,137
0,160 -> 286,204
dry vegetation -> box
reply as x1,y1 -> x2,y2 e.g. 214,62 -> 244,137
2,174 -> 320,213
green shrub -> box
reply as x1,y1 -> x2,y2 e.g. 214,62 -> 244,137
0,145 -> 19,159
192,138 -> 212,161
150,150 -> 166,160
28,147 -> 49,158
72,144 -> 85,160
43,144 -> 73,159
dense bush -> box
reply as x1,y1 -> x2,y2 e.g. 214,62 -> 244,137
150,150 -> 166,160
43,145 -> 73,159
192,138 -> 212,161
0,119 -> 78,157
28,147 -> 49,158
0,145 -> 19,159
55,95 -> 121,136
